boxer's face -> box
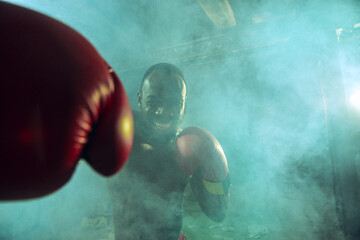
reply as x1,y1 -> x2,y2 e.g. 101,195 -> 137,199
138,70 -> 186,134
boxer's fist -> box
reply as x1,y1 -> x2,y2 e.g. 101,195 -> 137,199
176,127 -> 229,221
176,127 -> 229,192
0,2 -> 133,200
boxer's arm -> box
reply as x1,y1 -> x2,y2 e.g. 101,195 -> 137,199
190,170 -> 230,222
176,127 -> 230,222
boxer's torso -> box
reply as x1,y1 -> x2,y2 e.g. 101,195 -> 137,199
112,110 -> 189,240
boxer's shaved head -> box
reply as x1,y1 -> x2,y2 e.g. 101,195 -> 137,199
140,63 -> 185,90
138,63 -> 186,135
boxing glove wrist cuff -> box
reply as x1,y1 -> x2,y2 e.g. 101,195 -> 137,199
200,172 -> 230,196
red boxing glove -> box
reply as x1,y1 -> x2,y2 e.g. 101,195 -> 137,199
176,127 -> 229,195
0,2 -> 133,200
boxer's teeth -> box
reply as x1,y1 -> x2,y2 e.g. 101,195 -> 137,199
153,121 -> 171,129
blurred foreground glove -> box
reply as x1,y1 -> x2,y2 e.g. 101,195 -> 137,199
0,2 -> 133,200
176,127 -> 229,195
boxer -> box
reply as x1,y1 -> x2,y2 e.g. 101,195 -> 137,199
108,63 -> 230,240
